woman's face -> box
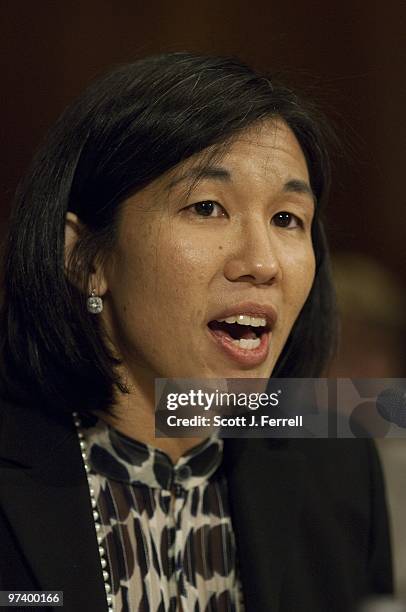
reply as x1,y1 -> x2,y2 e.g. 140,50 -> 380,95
100,119 -> 316,383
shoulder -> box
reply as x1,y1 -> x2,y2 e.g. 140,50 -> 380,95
285,438 -> 384,507
0,396 -> 75,468
286,437 -> 378,485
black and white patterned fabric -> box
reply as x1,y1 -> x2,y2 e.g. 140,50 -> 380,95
79,413 -> 245,611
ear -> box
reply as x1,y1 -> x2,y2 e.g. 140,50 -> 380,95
64,212 -> 108,296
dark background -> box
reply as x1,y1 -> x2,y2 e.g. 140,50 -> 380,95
1,0 -> 405,280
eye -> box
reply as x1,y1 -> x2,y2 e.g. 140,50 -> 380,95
187,200 -> 226,217
272,211 -> 303,229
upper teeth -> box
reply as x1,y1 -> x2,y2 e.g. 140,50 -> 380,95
217,315 -> 266,327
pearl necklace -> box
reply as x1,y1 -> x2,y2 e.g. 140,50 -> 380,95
72,412 -> 113,612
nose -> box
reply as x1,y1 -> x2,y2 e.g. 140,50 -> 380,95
223,220 -> 281,285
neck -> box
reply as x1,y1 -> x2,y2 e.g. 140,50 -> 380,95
92,371 -> 205,464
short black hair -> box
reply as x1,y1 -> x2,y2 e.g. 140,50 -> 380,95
0,52 -> 337,414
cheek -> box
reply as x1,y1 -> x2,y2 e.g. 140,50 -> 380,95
283,242 -> 316,317
105,221 -> 162,336
154,231 -> 220,294
114,226 -> 221,329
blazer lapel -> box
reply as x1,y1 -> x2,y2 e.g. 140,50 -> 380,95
223,438 -> 305,612
0,403 -> 107,612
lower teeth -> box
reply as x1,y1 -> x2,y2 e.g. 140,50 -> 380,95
231,337 -> 261,350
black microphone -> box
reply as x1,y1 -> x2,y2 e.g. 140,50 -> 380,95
376,388 -> 406,428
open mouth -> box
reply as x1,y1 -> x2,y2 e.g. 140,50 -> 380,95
208,316 -> 270,350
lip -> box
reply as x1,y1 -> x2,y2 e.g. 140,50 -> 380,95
208,301 -> 278,330
206,302 -> 277,367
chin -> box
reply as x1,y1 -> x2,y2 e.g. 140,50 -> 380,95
210,363 -> 274,379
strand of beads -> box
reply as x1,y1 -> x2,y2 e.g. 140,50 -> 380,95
72,412 -> 113,612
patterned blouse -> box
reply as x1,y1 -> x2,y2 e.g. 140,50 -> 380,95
80,414 -> 245,612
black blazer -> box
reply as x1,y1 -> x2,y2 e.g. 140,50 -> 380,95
0,400 -> 393,612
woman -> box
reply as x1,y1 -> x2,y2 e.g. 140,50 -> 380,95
0,53 -> 392,612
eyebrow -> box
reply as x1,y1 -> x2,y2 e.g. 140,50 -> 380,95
167,167 -> 231,189
283,179 -> 315,203
167,166 -> 315,202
